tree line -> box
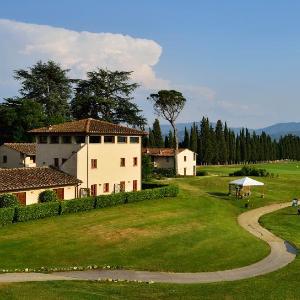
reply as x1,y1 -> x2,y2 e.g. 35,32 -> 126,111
0,61 -> 146,144
144,117 -> 300,164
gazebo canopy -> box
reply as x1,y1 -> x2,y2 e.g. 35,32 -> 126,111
229,177 -> 264,187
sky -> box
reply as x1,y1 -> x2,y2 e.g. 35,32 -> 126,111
0,0 -> 300,128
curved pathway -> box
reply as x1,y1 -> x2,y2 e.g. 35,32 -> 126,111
0,202 -> 297,283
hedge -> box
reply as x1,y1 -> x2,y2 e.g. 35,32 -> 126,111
0,194 -> 19,208
127,185 -> 179,203
0,207 -> 15,226
60,197 -> 96,214
95,193 -> 127,208
15,202 -> 60,222
0,184 -> 179,226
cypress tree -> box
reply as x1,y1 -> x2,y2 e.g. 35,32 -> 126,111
183,127 -> 190,148
152,119 -> 164,147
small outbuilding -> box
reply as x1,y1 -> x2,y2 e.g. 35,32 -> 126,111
229,177 -> 264,199
0,167 -> 82,205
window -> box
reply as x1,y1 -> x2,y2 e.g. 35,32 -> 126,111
50,136 -> 59,144
184,156 -> 187,162
91,159 -> 97,169
103,183 -> 109,193
130,137 -> 139,144
117,136 -> 127,143
133,180 -> 138,192
184,168 -> 187,176
54,158 -> 59,168
104,136 -> 115,143
193,166 -> 196,176
62,158 -> 67,164
90,184 -> 97,196
2,155 -> 7,163
89,135 -> 101,143
38,136 -> 48,144
62,136 -> 72,144
120,181 -> 125,192
75,136 -> 86,144
120,158 -> 125,167
133,157 -> 138,166
31,155 -> 36,163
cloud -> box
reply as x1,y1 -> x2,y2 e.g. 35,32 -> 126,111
0,18 -> 168,89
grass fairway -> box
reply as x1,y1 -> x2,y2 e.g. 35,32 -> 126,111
0,175 -> 270,272
0,204 -> 299,299
0,162 -> 299,299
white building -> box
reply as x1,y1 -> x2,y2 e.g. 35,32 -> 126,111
29,118 -> 146,197
143,147 -> 197,176
0,143 -> 36,168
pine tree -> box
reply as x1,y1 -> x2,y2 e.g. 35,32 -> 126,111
148,129 -> 155,147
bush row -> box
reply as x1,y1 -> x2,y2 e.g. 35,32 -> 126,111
0,184 -> 179,225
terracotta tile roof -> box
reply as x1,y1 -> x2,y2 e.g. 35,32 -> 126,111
29,118 -> 147,136
4,143 -> 36,155
0,167 -> 81,192
142,147 -> 186,157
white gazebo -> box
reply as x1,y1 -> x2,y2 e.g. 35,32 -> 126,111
229,177 -> 265,199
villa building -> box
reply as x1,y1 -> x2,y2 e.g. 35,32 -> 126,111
143,147 -> 197,176
0,143 -> 36,168
29,118 -> 146,197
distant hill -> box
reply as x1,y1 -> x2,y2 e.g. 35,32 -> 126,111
159,122 -> 300,141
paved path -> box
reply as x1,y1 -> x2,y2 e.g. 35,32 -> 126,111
0,202 -> 297,284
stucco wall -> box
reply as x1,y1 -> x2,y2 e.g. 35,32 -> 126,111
177,149 -> 197,176
153,156 -> 174,169
36,135 -> 142,196
0,185 -> 77,205
0,146 -> 23,168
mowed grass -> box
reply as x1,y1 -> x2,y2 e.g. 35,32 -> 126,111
0,162 -> 300,299
1,205 -> 300,299
0,175 -> 270,272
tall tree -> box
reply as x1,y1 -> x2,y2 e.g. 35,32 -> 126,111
215,120 -> 227,164
0,98 -> 45,143
14,60 -> 72,124
71,69 -> 146,127
152,119 -> 164,147
182,127 -> 190,148
190,123 -> 198,153
148,90 -> 186,174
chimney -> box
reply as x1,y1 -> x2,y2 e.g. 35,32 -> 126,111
48,125 -> 52,130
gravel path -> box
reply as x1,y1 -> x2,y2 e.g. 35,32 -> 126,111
0,202 -> 296,283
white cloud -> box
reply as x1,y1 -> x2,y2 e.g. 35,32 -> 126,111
0,18 -> 168,89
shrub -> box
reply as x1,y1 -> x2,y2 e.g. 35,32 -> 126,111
142,155 -> 154,181
153,168 -> 176,178
38,190 -> 58,203
230,166 -> 270,177
0,207 -> 15,226
127,185 -> 179,203
0,194 -> 19,208
60,197 -> 96,214
142,182 -> 167,189
95,193 -> 127,208
15,202 -> 60,222
196,170 -> 209,176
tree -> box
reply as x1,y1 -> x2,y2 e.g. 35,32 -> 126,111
148,90 -> 186,174
190,123 -> 198,153
71,69 -> 146,127
0,98 -> 45,143
182,127 -> 190,148
142,155 -> 153,181
14,60 -> 72,124
215,120 -> 227,164
152,119 -> 164,147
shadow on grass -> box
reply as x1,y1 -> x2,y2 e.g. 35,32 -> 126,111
208,192 -> 230,201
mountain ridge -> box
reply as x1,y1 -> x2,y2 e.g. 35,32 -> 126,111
158,121 -> 300,140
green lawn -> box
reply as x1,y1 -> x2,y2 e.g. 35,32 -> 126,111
0,176 -> 271,272
0,162 -> 300,299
